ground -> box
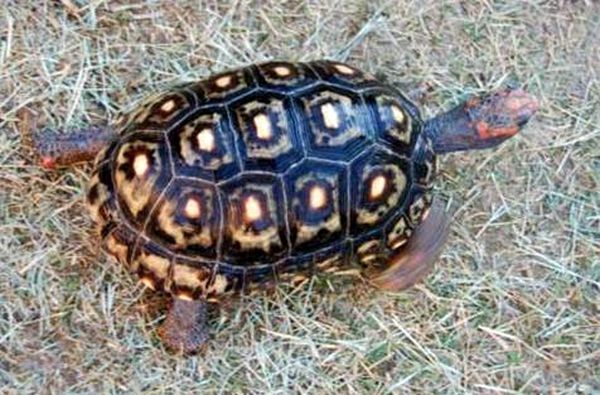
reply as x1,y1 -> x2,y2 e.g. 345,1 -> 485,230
0,1 -> 598,394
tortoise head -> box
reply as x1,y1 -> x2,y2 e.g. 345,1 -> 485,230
424,88 -> 539,154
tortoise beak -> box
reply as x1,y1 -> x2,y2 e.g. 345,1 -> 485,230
504,89 -> 539,128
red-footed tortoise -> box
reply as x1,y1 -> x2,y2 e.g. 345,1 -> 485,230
25,60 -> 538,353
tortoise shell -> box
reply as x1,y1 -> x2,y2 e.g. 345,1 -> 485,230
87,60 -> 436,300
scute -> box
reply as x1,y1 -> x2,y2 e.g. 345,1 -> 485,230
113,131 -> 173,227
145,178 -> 221,258
350,147 -> 411,235
285,159 -> 347,253
254,61 -> 318,89
115,90 -> 196,135
91,60 -> 435,300
188,67 -> 255,104
219,173 -> 288,265
167,258 -> 214,300
168,106 -> 239,180
309,60 -> 376,88
354,233 -> 386,268
230,94 -> 303,172
134,243 -> 172,291
299,86 -> 371,161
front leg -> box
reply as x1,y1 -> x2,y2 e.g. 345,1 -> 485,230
158,297 -> 210,354
18,108 -> 116,169
371,198 -> 451,291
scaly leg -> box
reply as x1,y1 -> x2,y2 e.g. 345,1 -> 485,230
18,108 -> 115,169
371,198 -> 451,291
158,298 -> 209,354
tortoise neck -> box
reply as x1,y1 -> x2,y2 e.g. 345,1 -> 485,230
423,104 -> 494,154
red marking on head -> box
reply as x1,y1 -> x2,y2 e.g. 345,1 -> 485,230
41,156 -> 56,169
475,121 -> 518,140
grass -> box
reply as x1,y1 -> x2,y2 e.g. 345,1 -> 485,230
1,1 -> 599,393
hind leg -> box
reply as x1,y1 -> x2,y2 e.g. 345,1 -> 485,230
17,108 -> 115,169
371,198 -> 451,291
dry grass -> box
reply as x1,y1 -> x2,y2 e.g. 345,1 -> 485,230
1,1 -> 599,393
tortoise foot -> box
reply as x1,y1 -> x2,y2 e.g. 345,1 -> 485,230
158,298 -> 209,354
371,198 -> 451,291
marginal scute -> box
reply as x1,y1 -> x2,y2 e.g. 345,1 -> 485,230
333,63 -> 356,76
407,189 -> 433,227
167,261 -> 213,299
245,265 -> 275,291
413,136 -> 437,187
206,273 -> 230,295
309,60 -> 375,87
87,171 -> 110,224
135,248 -> 172,291
125,91 -> 193,131
315,252 -> 343,273
356,238 -> 382,266
255,61 -> 316,88
204,69 -> 250,99
140,276 -> 157,290
215,75 -> 232,88
93,144 -> 111,167
386,215 -> 413,250
104,231 -> 129,266
276,256 -> 312,283
377,95 -> 412,144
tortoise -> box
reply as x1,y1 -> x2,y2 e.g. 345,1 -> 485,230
25,60 -> 538,353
